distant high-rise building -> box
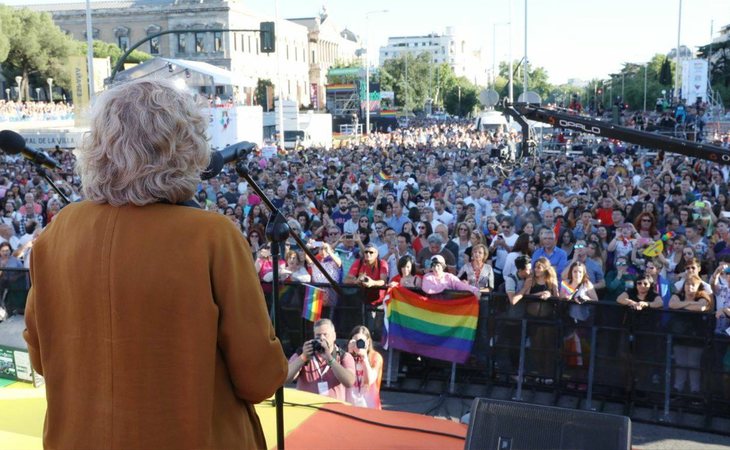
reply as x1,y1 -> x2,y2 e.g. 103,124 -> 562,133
379,27 -> 488,86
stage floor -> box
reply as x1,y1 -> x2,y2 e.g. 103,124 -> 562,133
0,380 -> 466,449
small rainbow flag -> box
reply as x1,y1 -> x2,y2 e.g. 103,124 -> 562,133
560,280 -> 576,298
376,170 -> 392,182
301,284 -> 325,322
383,286 -> 479,364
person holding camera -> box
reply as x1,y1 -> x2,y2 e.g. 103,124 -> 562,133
346,325 -> 383,409
285,318 -> 355,401
344,243 -> 388,305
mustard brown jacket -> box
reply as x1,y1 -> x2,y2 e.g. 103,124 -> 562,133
24,201 -> 287,449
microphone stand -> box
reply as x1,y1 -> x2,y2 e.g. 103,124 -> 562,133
236,162 -> 343,450
36,166 -> 72,205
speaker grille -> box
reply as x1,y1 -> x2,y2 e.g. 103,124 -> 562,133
464,398 -> 631,450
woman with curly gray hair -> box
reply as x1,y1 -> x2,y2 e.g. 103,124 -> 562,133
24,79 -> 287,449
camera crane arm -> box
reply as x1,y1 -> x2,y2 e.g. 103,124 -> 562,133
502,101 -> 730,165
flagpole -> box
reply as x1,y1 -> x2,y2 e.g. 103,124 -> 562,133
674,0 -> 682,103
85,0 -> 95,100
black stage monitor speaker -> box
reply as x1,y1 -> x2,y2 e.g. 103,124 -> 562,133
464,398 -> 631,450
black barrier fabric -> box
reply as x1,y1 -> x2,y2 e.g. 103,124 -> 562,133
264,282 -> 730,434
0,268 -> 29,318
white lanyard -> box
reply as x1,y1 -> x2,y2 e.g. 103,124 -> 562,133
313,356 -> 331,378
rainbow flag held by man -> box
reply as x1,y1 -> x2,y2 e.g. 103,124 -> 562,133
301,284 -> 325,322
383,286 -> 479,364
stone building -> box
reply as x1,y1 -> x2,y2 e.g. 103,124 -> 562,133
26,0 -> 359,108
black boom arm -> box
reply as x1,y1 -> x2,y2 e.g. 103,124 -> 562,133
502,102 -> 730,165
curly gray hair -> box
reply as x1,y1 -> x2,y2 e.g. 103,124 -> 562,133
76,79 -> 210,206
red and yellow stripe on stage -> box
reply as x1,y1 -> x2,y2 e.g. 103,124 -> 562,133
0,383 -> 466,450
384,286 -> 479,364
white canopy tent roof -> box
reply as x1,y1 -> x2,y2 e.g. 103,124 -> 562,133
113,57 -> 255,88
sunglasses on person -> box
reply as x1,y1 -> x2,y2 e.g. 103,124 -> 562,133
574,244 -> 586,249
363,250 -> 376,255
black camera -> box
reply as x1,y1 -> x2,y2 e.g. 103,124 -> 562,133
356,339 -> 366,349
311,339 -> 324,353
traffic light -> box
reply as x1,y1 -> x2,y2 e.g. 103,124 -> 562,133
260,21 -> 275,53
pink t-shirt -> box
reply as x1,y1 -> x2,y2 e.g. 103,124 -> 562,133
422,272 -> 480,296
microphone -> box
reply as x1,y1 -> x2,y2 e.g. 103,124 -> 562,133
201,141 -> 256,180
0,130 -> 61,170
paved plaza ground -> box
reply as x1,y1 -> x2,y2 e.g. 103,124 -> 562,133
379,390 -> 730,450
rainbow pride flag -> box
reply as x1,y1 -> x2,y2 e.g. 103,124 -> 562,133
560,280 -> 576,298
383,286 -> 479,364
301,284 -> 325,322
376,170 -> 392,182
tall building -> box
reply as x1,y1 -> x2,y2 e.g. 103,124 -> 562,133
24,0 -> 359,108
379,27 -> 488,86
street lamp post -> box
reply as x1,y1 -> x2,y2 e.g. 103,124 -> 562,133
364,9 -> 388,136
643,64 -> 648,112
674,0 -> 682,103
508,0 -> 513,104
47,78 -> 54,103
15,76 -> 22,102
35,88 -> 41,101
523,0 -> 528,96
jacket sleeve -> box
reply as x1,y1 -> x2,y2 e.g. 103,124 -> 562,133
211,218 -> 287,403
23,290 -> 43,376
23,260 -> 42,376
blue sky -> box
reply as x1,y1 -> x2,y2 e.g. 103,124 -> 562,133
8,0 -> 730,84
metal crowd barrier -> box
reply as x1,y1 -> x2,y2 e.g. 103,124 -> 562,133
6,272 -> 727,433
0,267 -> 30,315
262,281 -> 730,436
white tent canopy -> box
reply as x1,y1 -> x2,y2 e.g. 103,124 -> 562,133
113,57 -> 255,88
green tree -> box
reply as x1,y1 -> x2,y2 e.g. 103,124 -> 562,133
659,57 -> 672,86
0,7 -> 77,99
379,52 -> 436,111
80,40 -> 152,68
0,5 -> 18,63
255,78 -> 273,111
443,77 -> 479,116
606,55 -> 673,111
497,60 -> 554,103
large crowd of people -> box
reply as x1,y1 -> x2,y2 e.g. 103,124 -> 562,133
0,100 -> 74,122
2,106 -> 730,405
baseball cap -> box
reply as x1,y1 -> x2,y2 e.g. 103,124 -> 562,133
430,255 -> 446,267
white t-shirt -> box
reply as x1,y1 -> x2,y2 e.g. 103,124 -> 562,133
433,210 -> 455,226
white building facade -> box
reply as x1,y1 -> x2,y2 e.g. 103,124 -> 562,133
379,27 -> 488,86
